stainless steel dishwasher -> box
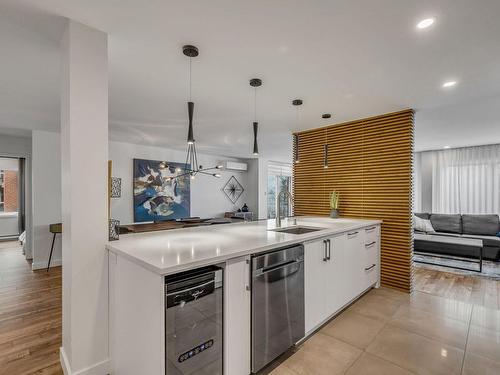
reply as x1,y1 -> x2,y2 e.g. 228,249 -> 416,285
251,245 -> 305,373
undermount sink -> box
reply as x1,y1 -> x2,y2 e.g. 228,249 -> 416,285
270,226 -> 325,235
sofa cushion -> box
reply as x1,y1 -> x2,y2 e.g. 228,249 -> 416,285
462,214 -> 500,236
414,213 -> 430,220
430,214 -> 462,234
461,234 -> 500,248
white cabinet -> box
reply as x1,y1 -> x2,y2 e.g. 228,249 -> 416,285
304,234 -> 346,333
304,238 -> 329,333
304,225 -> 380,335
224,256 -> 251,375
325,235 -> 346,315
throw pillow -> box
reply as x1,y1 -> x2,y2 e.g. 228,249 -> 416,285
414,215 -> 435,233
497,232 -> 500,237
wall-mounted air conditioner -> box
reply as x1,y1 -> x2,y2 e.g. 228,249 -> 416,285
224,161 -> 248,171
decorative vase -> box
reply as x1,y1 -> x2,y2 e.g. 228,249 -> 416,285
330,209 -> 340,218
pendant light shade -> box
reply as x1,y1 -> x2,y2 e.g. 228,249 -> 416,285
293,99 -> 303,164
294,134 -> 300,164
324,144 -> 329,168
187,101 -> 194,144
253,122 -> 259,155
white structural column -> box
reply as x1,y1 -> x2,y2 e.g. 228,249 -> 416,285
60,20 -> 109,375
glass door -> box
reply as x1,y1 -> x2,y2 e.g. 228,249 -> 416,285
267,162 -> 293,219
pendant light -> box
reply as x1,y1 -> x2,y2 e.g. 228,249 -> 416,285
293,99 -> 303,164
322,113 -> 330,169
250,78 -> 262,156
169,45 -> 223,182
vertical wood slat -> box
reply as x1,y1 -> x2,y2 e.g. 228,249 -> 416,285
293,109 -> 414,292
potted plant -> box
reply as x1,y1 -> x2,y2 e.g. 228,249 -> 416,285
329,191 -> 340,218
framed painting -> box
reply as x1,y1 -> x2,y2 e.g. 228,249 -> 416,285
133,159 -> 190,222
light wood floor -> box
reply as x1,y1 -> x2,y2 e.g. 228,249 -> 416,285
414,266 -> 500,310
0,241 -> 63,374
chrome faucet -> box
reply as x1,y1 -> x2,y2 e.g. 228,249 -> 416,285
275,190 -> 294,228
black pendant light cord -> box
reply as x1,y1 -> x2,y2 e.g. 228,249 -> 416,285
189,56 -> 192,102
254,87 -> 257,122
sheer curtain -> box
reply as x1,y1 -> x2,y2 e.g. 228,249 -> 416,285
413,152 -> 422,212
431,144 -> 500,214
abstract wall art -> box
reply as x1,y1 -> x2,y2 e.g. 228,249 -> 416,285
223,176 -> 244,204
133,159 -> 190,222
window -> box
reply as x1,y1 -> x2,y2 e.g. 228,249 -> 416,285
266,162 -> 293,219
0,168 -> 19,213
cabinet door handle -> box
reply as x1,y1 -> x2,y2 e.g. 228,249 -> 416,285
365,264 -> 376,271
327,239 -> 331,260
365,241 -> 376,248
365,226 -> 376,232
322,240 -> 328,262
347,231 -> 359,237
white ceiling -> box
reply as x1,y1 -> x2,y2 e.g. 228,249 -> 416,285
1,0 -> 500,160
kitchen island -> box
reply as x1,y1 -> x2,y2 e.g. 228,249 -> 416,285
107,216 -> 381,375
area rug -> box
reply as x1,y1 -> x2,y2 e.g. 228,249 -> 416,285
414,253 -> 500,280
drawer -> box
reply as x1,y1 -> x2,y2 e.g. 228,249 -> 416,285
363,262 -> 378,287
363,239 -> 379,264
363,225 -> 379,244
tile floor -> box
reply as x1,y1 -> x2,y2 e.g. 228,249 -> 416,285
262,286 -> 500,375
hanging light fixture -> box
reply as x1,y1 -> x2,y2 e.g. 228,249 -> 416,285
249,78 -> 262,156
293,99 -> 303,164
169,45 -> 223,181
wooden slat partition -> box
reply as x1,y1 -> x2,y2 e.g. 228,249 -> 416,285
293,109 -> 414,292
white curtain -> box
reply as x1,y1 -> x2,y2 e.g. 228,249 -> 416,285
413,152 -> 422,212
431,144 -> 500,214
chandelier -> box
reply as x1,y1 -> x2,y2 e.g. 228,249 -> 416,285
168,45 -> 223,181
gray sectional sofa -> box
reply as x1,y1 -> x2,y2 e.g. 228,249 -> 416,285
414,213 -> 500,261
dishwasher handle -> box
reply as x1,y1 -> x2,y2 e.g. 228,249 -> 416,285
254,259 -> 303,276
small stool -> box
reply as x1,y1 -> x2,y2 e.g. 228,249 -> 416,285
47,223 -> 62,272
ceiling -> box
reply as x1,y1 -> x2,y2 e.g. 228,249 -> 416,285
1,0 -> 500,160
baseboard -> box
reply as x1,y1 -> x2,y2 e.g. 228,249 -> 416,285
0,236 -> 19,242
60,347 -> 110,375
32,258 -> 62,270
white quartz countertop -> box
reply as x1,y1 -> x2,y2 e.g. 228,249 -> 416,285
106,217 -> 381,275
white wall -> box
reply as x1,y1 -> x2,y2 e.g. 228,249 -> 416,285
0,134 -> 33,257
0,134 -> 31,156
109,141 -> 256,224
31,130 -> 61,270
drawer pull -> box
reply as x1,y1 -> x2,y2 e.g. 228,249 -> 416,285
365,241 -> 376,248
365,226 -> 376,232
365,264 -> 376,271
347,231 -> 359,237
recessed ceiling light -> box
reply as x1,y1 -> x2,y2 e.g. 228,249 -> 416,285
443,145 -> 451,149
442,81 -> 457,88
417,18 -> 435,29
